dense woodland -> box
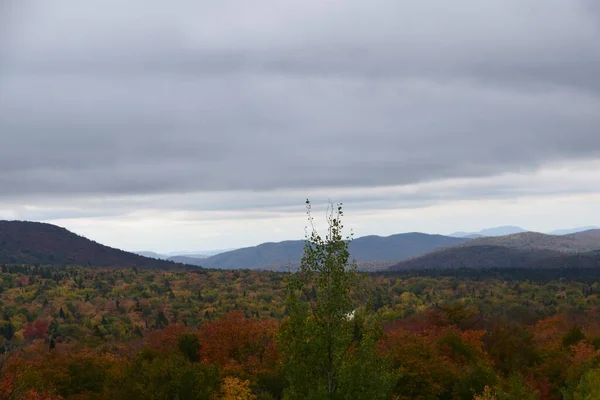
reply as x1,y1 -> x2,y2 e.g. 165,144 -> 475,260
2,205 -> 600,399
3,265 -> 600,399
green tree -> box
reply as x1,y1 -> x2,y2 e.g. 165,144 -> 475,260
571,368 -> 600,400
0,321 -> 14,341
563,326 -> 586,348
487,322 -> 539,375
178,333 -> 201,363
108,351 -> 219,400
155,311 -> 169,329
278,200 -> 393,400
496,374 -> 539,400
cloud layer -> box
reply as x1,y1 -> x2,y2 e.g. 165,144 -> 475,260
1,0 -> 600,250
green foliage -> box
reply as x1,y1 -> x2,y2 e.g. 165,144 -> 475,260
495,374 -> 539,400
487,322 -> 539,375
111,352 -> 220,400
0,321 -> 15,340
452,364 -> 499,399
279,200 -> 393,399
571,367 -> 600,400
178,332 -> 201,362
563,326 -> 586,348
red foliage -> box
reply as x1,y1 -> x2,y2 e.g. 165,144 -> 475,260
23,319 -> 49,340
533,376 -> 554,400
144,323 -> 193,353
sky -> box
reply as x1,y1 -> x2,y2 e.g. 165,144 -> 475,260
1,0 -> 600,253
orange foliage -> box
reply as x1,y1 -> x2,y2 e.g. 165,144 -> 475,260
569,341 -> 600,365
144,323 -> 193,353
199,311 -> 279,376
533,314 -> 570,350
0,353 -> 20,400
0,347 -> 124,400
19,389 -> 63,400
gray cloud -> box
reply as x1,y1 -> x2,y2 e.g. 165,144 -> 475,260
1,0 -> 600,202
5,160 -> 600,223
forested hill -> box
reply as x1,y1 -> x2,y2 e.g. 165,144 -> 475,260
0,220 -> 184,269
389,245 -> 564,271
199,232 -> 470,270
457,229 -> 600,252
389,230 -> 600,271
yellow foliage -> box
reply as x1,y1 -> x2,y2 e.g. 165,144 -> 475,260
219,376 -> 256,400
473,386 -> 497,400
12,331 -> 24,343
11,315 -> 27,331
90,314 -> 103,327
400,292 -> 416,302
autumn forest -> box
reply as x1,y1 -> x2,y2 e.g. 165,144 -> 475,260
2,204 -> 600,400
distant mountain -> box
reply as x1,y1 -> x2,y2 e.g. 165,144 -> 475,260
134,251 -> 212,260
175,253 -> 208,259
480,226 -> 528,236
549,226 -> 600,235
0,220 -> 188,269
134,251 -> 168,259
458,230 -> 600,253
164,249 -> 234,257
450,226 -> 527,238
167,255 -> 205,265
450,226 -> 600,238
389,229 -> 600,271
200,233 -> 470,271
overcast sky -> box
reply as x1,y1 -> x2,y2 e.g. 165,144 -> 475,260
1,0 -> 600,253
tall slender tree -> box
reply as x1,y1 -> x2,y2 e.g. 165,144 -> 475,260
278,200 -> 393,399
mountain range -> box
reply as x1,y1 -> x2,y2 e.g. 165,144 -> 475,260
549,226 -> 600,235
133,249 -> 234,261
175,233 -> 470,271
458,230 -> 600,253
2,220 -> 600,272
450,225 -> 599,238
160,227 -> 600,271
450,226 -> 527,237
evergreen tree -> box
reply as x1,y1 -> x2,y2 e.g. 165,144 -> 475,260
155,311 -> 169,329
0,321 -> 14,341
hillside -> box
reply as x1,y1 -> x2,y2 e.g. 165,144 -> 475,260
458,229 -> 600,253
200,233 -> 470,270
0,220 -> 185,268
389,229 -> 600,271
389,245 -> 564,270
390,246 -> 600,271
526,250 -> 600,269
